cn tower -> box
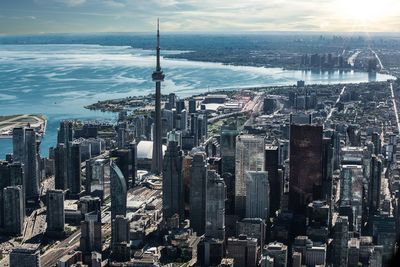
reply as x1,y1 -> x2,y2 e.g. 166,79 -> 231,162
151,19 -> 164,175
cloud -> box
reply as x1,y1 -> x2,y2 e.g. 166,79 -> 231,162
56,0 -> 87,7
103,0 -> 125,8
1,0 -> 400,33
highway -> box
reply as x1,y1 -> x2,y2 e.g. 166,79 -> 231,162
347,50 -> 360,67
325,85 -> 347,123
370,49 -> 384,70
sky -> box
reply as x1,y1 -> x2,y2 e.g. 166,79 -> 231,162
1,0 -> 400,34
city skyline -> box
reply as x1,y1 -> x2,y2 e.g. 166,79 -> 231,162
1,1 -> 400,265
1,0 -> 400,34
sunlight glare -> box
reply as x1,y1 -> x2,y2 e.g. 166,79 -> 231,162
338,0 -> 392,23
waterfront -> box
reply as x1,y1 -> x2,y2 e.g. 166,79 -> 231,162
0,43 -> 394,157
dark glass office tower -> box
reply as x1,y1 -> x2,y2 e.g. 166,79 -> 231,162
289,124 -> 323,213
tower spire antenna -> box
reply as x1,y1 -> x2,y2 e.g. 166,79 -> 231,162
156,18 -> 161,71
151,18 -> 165,175
157,18 -> 160,47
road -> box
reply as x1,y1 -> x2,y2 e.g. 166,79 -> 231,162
370,49 -> 384,70
325,86 -> 347,123
347,50 -> 361,67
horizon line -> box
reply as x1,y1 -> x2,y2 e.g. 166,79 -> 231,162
1,30 -> 400,37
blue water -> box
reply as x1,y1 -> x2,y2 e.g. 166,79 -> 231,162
0,43 -> 394,158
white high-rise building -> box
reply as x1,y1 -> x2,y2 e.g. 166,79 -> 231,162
235,135 -> 265,217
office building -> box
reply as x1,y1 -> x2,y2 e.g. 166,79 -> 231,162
67,142 -> 81,196
197,238 -> 225,266
46,189 -> 65,237
57,121 -> 73,146
79,196 -> 102,222
111,215 -> 130,262
110,161 -> 127,220
235,135 -> 265,218
162,132 -> 184,220
3,186 -> 24,235
265,145 -> 280,216
129,141 -> 138,186
264,241 -> 288,267
188,98 -> 196,113
226,235 -> 258,267
110,149 -> 131,188
321,137 -> 333,204
54,144 -> 67,190
189,152 -> 208,235
9,244 -> 41,267
289,124 -> 323,213
237,218 -> 266,248
12,127 -> 25,162
80,212 -> 102,256
369,155 -> 382,216
24,128 -> 40,200
332,216 -> 349,267
220,123 -> 239,175
205,170 -> 226,240
245,171 -> 270,220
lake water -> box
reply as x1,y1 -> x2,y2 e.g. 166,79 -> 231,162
0,43 -> 394,158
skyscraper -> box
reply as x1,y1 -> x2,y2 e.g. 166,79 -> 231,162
162,132 -> 184,220
289,124 -> 323,213
205,170 -> 226,240
235,135 -> 265,218
265,145 -> 280,216
46,189 -> 65,237
80,212 -> 102,257
245,171 -> 270,220
321,137 -> 334,205
12,127 -> 25,162
68,142 -> 81,196
24,128 -> 40,200
332,216 -> 349,267
9,244 -> 41,267
369,155 -> 382,216
110,149 -> 131,188
226,235 -> 258,267
57,121 -> 73,146
110,161 -> 127,220
3,186 -> 24,235
54,144 -> 67,190
220,123 -> 239,175
151,19 -> 165,175
189,152 -> 208,235
111,215 -> 130,262
129,141 -> 138,187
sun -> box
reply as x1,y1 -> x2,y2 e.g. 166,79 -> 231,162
338,0 -> 392,24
